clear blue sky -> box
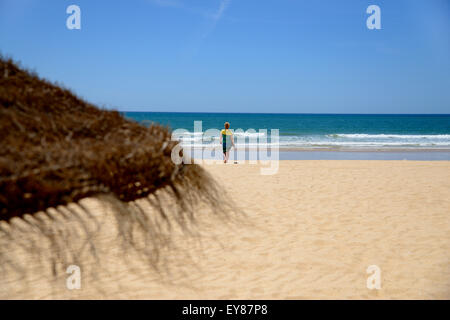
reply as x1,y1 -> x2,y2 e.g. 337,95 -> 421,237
1,0 -> 449,113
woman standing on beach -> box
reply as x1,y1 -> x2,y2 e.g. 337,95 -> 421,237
220,122 -> 235,163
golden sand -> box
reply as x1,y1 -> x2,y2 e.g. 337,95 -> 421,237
1,160 -> 449,299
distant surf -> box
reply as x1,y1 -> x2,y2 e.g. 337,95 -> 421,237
124,112 -> 450,150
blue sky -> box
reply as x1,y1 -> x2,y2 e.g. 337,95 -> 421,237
1,0 -> 449,113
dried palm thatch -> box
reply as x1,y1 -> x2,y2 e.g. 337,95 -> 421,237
0,57 -> 231,276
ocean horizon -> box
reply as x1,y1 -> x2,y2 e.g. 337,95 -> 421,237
123,112 -> 450,155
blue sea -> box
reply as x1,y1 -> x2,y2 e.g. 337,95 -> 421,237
123,112 -> 450,160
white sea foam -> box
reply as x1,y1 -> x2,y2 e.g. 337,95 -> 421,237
328,134 -> 450,139
233,132 -> 266,137
176,132 -> 450,149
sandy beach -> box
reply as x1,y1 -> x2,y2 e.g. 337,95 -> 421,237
1,160 -> 449,299
2,0 -> 450,305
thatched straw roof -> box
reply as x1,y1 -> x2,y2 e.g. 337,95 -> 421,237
0,57 -> 229,272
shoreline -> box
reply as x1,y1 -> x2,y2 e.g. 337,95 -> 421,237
183,146 -> 450,152
184,147 -> 450,161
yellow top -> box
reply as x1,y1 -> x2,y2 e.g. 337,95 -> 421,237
221,129 -> 232,135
